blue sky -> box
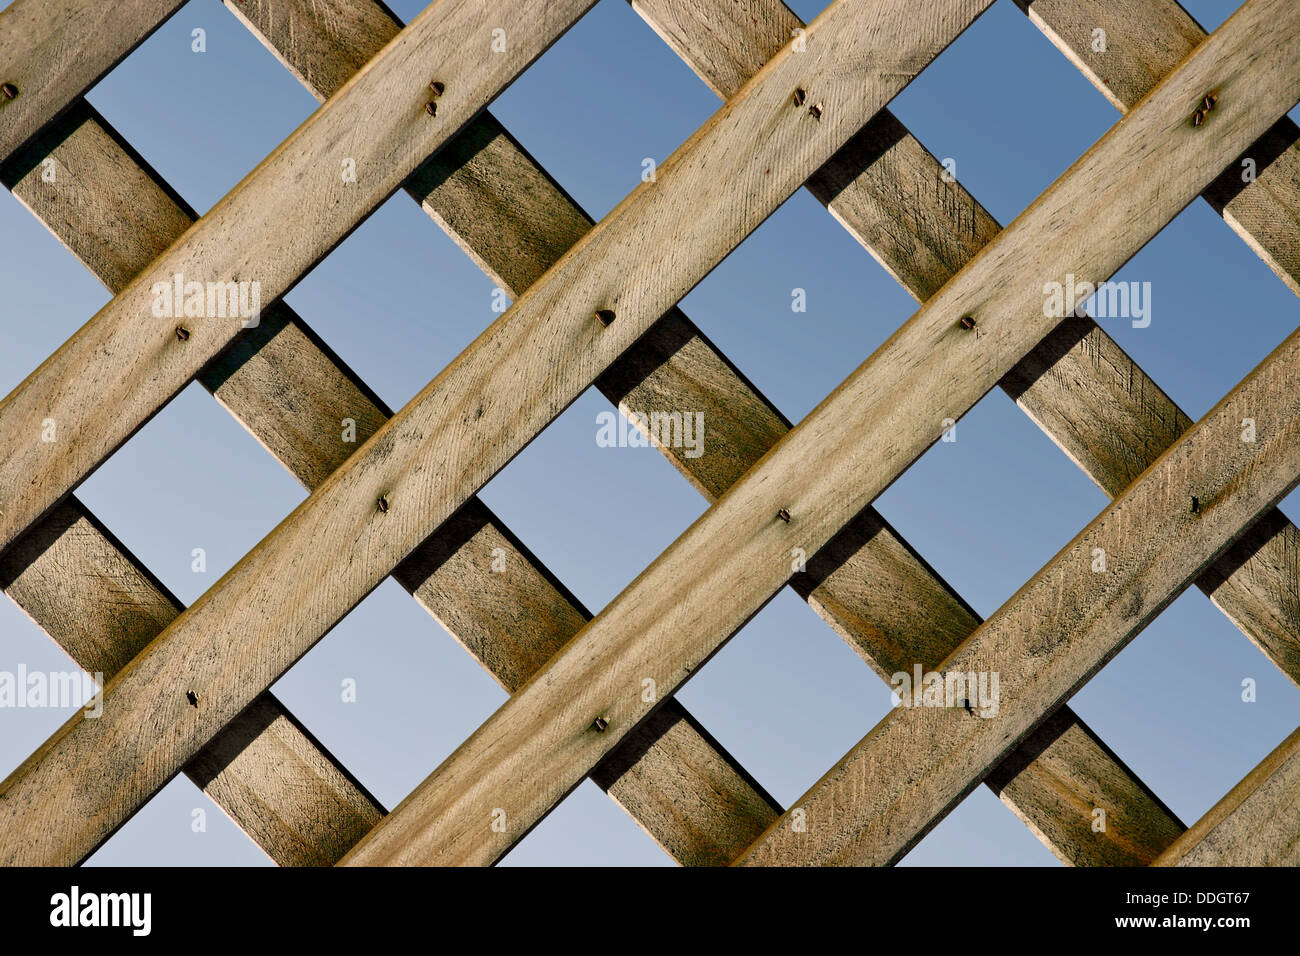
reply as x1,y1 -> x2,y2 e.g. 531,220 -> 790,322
1,0 -> 1298,866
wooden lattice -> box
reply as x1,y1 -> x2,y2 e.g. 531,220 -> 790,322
0,0 -> 1298,867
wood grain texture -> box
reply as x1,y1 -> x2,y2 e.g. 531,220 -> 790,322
742,319 -> 1300,864
337,0 -> 1300,865
642,0 -> 1300,693
1021,0 -> 1300,298
635,0 -> 1191,862
0,0 -> 599,556
1154,725 -> 1300,867
3,100 -> 772,864
0,0 -> 991,866
229,0 -> 1175,863
1011,0 -> 1300,685
0,0 -> 184,163
0,493 -> 383,866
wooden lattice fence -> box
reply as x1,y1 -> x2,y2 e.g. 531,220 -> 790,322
0,0 -> 1298,866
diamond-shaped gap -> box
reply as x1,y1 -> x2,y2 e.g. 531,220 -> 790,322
900,785 -> 1060,866
499,780 -> 676,866
677,188 -> 917,427
1069,585 -> 1300,837
887,0 -> 1115,228
73,381 -> 304,607
478,389 -> 705,617
85,0 -> 317,214
1089,200 -> 1300,429
0,589 -> 101,781
280,188 -> 498,416
873,388 -> 1107,623
675,588 -> 892,821
486,0 -> 719,223
86,776 -> 270,866
269,576 -> 506,818
0,188 -> 109,397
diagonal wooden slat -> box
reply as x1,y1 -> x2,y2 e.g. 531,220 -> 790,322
0,0 -> 600,555
1153,725 -> 1300,867
1017,0 -> 1300,298
0,0 -> 993,866
0,0 -> 185,162
336,0 -> 1300,865
225,0 -> 1181,864
1,99 -> 777,866
741,322 -> 1300,865
1005,0 -> 1300,686
0,497 -> 385,866
637,0 -> 1300,692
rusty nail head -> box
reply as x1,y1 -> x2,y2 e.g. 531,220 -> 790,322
1202,94 -> 1216,111
793,88 -> 807,107
777,508 -> 791,523
959,315 -> 976,330
809,103 -> 823,120
1192,109 -> 1205,127
1,83 -> 16,99
378,495 -> 390,514
595,309 -> 616,327
175,326 -> 190,341
429,81 -> 445,97
592,716 -> 609,732
425,101 -> 437,117
186,691 -> 199,707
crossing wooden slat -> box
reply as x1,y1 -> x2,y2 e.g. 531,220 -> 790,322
1020,0 -> 1300,291
742,322 -> 1300,865
1153,725 -> 1300,867
333,0 -> 1300,865
0,0 -> 185,163
1008,0 -> 1300,685
224,0 -> 1177,863
0,495 -> 384,866
0,0 -> 600,556
3,100 -> 775,866
0,0 -> 991,866
639,0 -> 1300,691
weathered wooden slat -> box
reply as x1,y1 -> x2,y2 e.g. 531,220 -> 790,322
334,0 -> 1300,865
226,0 -> 1176,863
0,0 -> 991,865
0,496 -> 384,866
0,0 -> 184,163
0,0 -> 600,555
741,323 -> 1300,865
1154,725 -> 1300,867
1008,0 -> 1300,686
3,99 -> 774,866
629,0 -> 1192,863
639,0 -> 1300,715
1019,0 -> 1300,294
642,0 -> 1300,691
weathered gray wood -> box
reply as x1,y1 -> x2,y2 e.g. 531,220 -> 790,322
225,0 -> 1177,863
742,323 -> 1300,864
640,0 -> 1300,694
0,495 -> 384,866
1010,0 -> 1300,686
1154,725 -> 1300,867
4,99 -> 773,866
0,0 -> 600,555
0,0 -> 184,163
334,0 -> 1300,865
0,0 -> 990,866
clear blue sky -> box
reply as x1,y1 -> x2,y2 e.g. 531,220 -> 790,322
1,0 -> 1297,866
